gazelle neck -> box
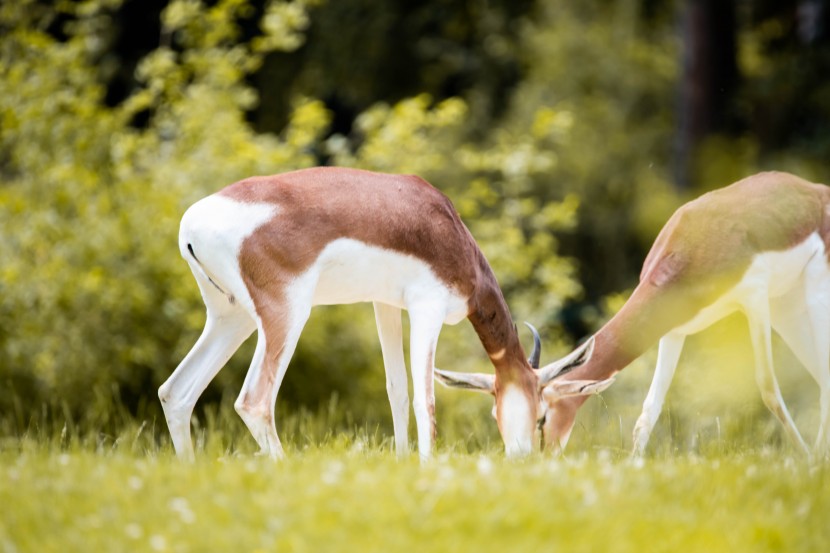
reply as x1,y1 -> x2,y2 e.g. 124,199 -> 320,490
466,251 -> 532,379
465,251 -> 539,456
571,281 -> 701,382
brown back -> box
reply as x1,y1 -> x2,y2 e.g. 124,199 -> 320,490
220,167 -> 483,295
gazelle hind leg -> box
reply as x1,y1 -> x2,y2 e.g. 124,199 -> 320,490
407,304 -> 445,461
374,302 -> 410,456
815,357 -> 830,457
771,285 -> 830,456
745,295 -> 810,455
814,331 -> 830,457
159,270 -> 256,460
234,297 -> 312,459
632,333 -> 686,456
804,272 -> 830,456
804,274 -> 830,457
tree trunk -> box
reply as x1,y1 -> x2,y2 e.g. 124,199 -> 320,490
674,0 -> 739,188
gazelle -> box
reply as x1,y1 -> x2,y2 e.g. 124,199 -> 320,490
158,167 -> 594,461
437,171 -> 830,457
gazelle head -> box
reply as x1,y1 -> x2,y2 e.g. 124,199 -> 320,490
435,324 -> 614,454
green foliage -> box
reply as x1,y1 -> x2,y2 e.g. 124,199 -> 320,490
0,0 -> 586,431
503,0 -> 682,296
0,0 -> 331,424
1,0 -> 827,455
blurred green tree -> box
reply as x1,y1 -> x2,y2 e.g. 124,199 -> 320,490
0,0 -> 581,430
0,0 -> 333,425
2,0 -> 830,450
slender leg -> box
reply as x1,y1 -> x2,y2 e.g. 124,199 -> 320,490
771,274 -> 830,456
159,272 -> 256,460
374,302 -> 410,456
771,288 -> 830,455
632,333 -> 686,456
815,355 -> 830,458
803,273 -> 830,457
234,298 -> 312,459
812,321 -> 830,456
745,296 -> 810,455
407,304 -> 445,461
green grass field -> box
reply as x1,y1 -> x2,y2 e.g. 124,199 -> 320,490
2,409 -> 828,553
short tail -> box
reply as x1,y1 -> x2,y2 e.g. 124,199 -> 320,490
185,242 -> 236,305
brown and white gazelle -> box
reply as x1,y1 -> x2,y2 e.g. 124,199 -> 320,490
438,171 -> 830,457
158,167 -> 594,460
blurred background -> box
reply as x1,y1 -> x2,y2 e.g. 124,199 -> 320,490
1,0 -> 829,453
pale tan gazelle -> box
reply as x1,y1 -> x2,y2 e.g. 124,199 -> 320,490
158,167 -> 596,461
438,171 -> 830,457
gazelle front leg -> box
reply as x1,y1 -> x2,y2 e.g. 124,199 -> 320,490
407,304 -> 445,461
632,332 -> 686,456
234,298 -> 312,459
744,295 -> 810,455
374,302 -> 410,456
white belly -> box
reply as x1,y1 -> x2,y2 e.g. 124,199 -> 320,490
310,238 -> 470,325
675,232 -> 828,336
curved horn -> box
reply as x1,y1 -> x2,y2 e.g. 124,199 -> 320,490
524,322 -> 541,369
535,336 -> 595,386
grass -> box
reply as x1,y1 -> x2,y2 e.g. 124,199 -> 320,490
1,407 -> 829,553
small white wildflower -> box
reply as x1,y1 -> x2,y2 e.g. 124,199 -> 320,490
581,481 -> 598,506
597,449 -> 612,464
437,465 -> 455,482
168,497 -> 196,524
321,460 -> 345,485
266,516 -> 284,533
128,476 -> 143,491
2,537 -> 19,553
125,523 -> 143,540
546,459 -> 562,474
149,534 -> 167,551
476,456 -> 494,476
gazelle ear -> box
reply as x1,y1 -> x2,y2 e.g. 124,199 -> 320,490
542,377 -> 615,402
535,336 -> 595,387
434,368 -> 496,395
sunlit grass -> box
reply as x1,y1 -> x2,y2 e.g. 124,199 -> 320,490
1,321 -> 824,553
1,402 -> 828,553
